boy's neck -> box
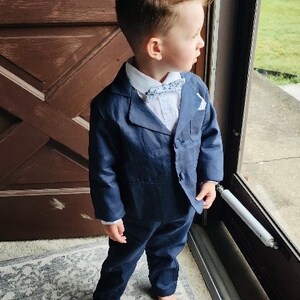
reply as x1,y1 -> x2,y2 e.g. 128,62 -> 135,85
133,56 -> 170,83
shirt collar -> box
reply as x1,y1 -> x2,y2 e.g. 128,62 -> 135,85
125,59 -> 182,95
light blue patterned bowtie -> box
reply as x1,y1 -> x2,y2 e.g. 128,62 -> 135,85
145,78 -> 186,102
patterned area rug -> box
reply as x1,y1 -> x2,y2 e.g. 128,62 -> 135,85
0,239 -> 197,300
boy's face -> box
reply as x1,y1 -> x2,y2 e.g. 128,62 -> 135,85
159,0 -> 205,72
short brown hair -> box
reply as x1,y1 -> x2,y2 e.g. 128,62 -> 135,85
115,0 -> 210,51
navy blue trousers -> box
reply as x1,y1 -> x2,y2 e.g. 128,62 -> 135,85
93,208 -> 195,299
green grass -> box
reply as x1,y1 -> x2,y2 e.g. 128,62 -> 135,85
254,0 -> 300,84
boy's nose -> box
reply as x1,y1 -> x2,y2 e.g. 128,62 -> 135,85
197,37 -> 205,49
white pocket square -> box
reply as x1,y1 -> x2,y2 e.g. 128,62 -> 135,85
197,93 -> 207,110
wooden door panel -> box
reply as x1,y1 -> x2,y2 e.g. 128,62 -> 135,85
0,193 -> 102,241
0,74 -> 89,158
0,0 -> 116,25
47,29 -> 132,117
0,109 -> 19,139
3,141 -> 88,189
0,0 -> 131,240
0,26 -> 117,91
0,122 -> 49,184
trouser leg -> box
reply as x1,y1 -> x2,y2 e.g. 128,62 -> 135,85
146,209 -> 195,297
93,216 -> 160,300
93,240 -> 143,299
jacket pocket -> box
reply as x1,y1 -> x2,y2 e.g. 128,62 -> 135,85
189,111 -> 205,141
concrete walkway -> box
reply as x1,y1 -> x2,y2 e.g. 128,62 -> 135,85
240,72 -> 300,250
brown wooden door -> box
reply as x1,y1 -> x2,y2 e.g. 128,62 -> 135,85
0,0 -> 132,240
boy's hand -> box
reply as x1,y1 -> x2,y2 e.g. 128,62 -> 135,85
196,182 -> 217,209
103,219 -> 127,244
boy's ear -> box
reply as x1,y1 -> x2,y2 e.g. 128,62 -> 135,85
146,37 -> 163,60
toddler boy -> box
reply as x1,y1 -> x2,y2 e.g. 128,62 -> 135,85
89,0 -> 223,299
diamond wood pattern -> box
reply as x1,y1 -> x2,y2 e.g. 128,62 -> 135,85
0,0 -> 132,240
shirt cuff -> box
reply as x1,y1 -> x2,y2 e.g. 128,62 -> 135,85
204,180 -> 218,185
101,219 -> 122,225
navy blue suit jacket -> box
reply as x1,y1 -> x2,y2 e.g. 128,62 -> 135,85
89,64 -> 223,222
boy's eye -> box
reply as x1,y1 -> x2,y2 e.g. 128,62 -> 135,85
193,32 -> 200,38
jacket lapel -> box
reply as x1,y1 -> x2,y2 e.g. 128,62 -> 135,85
129,91 -> 171,135
111,64 -> 201,137
111,64 -> 171,136
174,80 -> 202,139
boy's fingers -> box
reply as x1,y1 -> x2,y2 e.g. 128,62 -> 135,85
104,224 -> 127,244
196,182 -> 216,201
196,189 -> 206,201
203,195 -> 214,209
117,220 -> 125,235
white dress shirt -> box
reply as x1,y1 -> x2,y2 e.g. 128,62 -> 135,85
125,61 -> 182,132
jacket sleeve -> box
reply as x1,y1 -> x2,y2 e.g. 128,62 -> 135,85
89,98 -> 125,222
197,90 -> 224,183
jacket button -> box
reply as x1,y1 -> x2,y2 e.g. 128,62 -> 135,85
179,172 -> 185,181
174,140 -> 181,149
